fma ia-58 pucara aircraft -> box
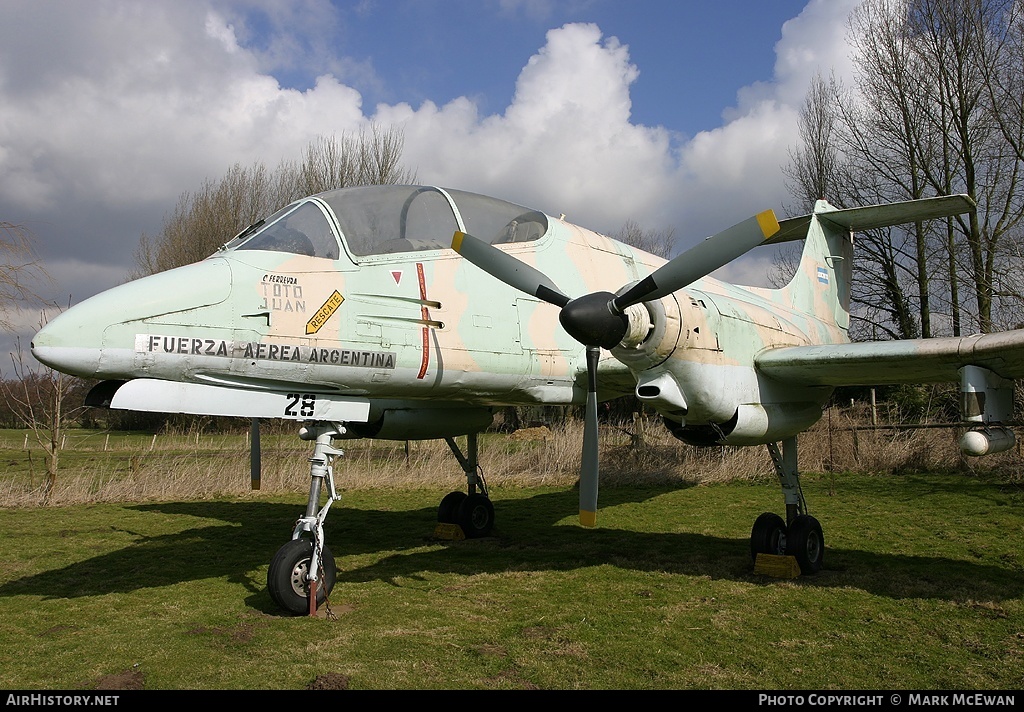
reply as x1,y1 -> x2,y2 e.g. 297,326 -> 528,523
31,184 -> 1024,614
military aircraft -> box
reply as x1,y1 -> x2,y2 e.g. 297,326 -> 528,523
31,184 -> 1024,615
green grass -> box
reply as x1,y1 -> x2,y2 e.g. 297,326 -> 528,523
1,471 -> 1022,689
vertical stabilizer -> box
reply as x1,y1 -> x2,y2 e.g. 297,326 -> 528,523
782,200 -> 854,332
775,194 -> 976,333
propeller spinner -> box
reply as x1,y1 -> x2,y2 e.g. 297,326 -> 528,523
452,209 -> 779,526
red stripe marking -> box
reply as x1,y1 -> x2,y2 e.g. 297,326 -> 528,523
416,263 -> 430,380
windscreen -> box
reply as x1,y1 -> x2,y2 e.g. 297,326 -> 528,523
235,202 -> 341,260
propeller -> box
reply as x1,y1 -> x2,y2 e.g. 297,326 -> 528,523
452,209 -> 779,527
250,418 -> 262,490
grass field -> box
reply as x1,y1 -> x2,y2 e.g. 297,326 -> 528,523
0,422 -> 1022,690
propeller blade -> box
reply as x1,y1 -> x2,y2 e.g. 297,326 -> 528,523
250,418 -> 261,490
579,345 -> 600,527
613,210 -> 780,311
452,231 -> 571,307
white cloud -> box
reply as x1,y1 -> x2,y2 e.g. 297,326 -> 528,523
205,11 -> 243,54
373,23 -> 677,234
0,1 -> 370,220
664,0 -> 861,254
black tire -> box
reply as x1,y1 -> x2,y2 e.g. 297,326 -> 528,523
438,491 -> 468,523
267,538 -> 337,615
457,493 -> 495,538
786,514 -> 824,575
750,512 -> 787,562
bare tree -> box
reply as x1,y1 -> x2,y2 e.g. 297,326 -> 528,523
907,0 -> 1024,334
842,0 -> 945,338
1,222 -> 49,332
134,162 -> 277,277
784,73 -> 845,212
1,314 -> 84,502
783,66 -> 924,337
0,221 -> 71,501
614,220 -> 675,259
288,125 -> 415,197
785,0 -> 1024,339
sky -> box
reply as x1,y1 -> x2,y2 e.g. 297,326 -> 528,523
0,0 -> 864,358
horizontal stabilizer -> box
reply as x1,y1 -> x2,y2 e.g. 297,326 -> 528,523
88,379 -> 372,421
769,194 -> 976,244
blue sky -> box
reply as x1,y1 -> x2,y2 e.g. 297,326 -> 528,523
300,1 -> 813,137
0,0 -> 861,352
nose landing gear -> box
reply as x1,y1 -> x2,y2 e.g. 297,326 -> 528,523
266,423 -> 345,615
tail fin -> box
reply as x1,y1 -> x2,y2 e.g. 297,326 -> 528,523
775,194 -> 976,331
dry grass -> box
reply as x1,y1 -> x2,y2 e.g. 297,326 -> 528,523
1,410 -> 1020,507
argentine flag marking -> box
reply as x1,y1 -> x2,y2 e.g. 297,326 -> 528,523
817,267 -> 829,285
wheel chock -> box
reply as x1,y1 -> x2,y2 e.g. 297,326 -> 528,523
754,553 -> 801,579
433,523 -> 466,541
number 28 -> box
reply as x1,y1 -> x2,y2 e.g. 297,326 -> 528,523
284,393 -> 316,417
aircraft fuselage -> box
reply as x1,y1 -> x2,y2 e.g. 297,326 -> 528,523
33,185 -> 845,444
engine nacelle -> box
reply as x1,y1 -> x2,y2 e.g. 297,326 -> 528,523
959,426 -> 1016,457
343,405 -> 494,441
664,402 -> 823,447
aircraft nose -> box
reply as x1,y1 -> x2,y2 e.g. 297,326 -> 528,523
31,305 -> 103,376
31,258 -> 233,378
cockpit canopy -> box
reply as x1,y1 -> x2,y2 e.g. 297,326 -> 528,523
228,185 -> 549,260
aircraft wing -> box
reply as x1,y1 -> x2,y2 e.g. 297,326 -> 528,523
755,329 -> 1024,386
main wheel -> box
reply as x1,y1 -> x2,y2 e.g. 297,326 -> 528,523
750,512 -> 787,562
437,491 -> 468,523
786,514 -> 824,575
267,538 -> 337,615
457,493 -> 495,538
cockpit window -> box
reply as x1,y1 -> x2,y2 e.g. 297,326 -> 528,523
235,201 -> 340,259
318,185 -> 548,257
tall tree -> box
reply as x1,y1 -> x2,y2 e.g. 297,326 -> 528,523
784,73 -> 844,210
906,0 -> 1024,333
786,0 -> 1024,338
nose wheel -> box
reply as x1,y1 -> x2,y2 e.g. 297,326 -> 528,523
267,423 -> 345,615
267,538 -> 337,615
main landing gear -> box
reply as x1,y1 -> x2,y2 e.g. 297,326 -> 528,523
266,425 -> 496,615
749,437 -> 824,575
437,432 -> 495,538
